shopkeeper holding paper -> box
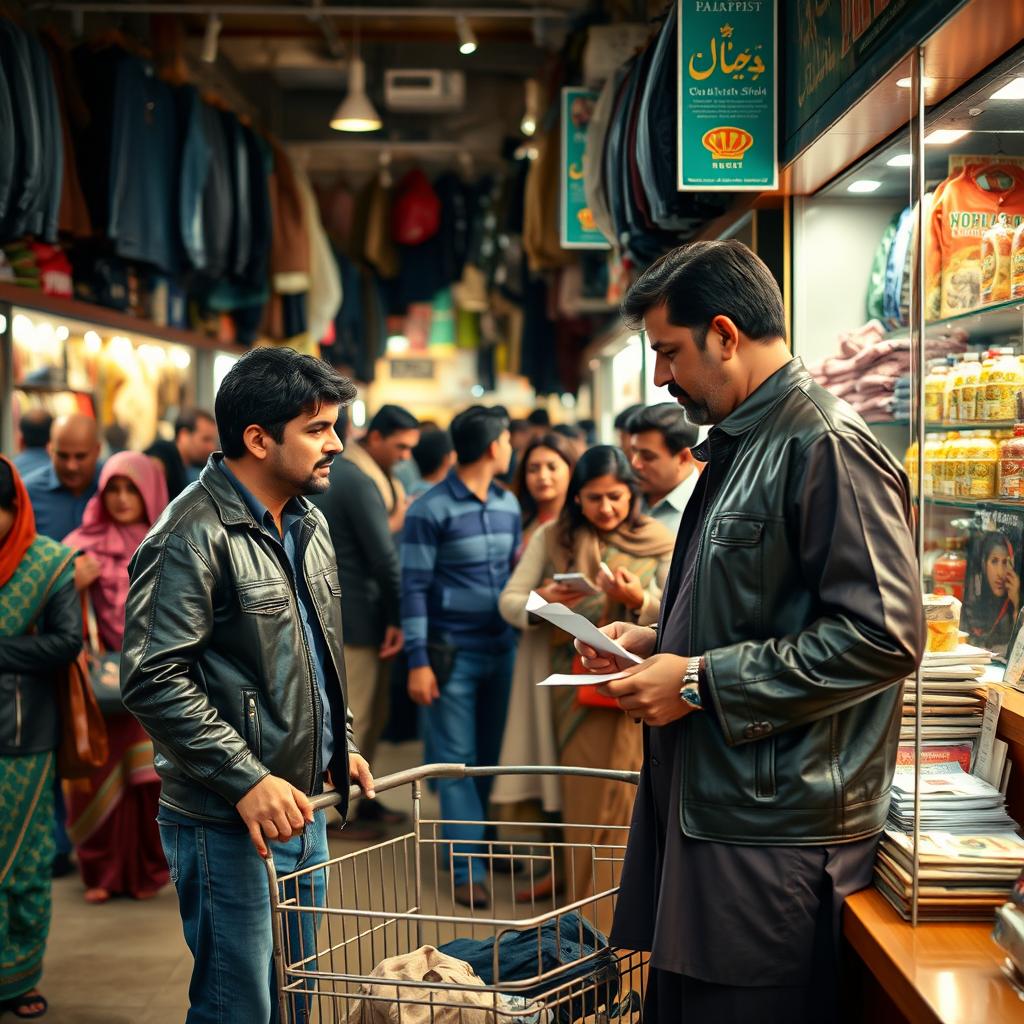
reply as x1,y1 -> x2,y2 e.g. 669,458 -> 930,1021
576,241 -> 925,1024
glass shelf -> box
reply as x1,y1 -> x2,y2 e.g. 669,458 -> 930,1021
865,419 -> 909,428
885,296 -> 1024,343
866,420 -> 1019,432
923,496 -> 1024,512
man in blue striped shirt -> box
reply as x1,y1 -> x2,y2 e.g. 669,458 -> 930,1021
401,406 -> 520,908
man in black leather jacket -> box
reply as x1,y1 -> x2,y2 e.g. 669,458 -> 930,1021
121,347 -> 374,1023
577,241 -> 924,1024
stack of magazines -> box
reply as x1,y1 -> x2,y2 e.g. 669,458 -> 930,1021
900,645 -> 992,744
875,762 -> 1024,920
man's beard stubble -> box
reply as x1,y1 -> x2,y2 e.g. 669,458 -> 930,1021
667,381 -> 712,426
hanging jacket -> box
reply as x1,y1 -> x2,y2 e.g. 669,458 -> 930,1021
107,53 -> 178,272
0,45 -> 15,234
602,57 -> 636,255
176,85 -> 211,272
24,32 -> 63,243
269,139 -> 310,293
583,65 -> 624,250
221,109 -> 251,279
297,165 -> 342,344
0,20 -> 42,241
198,102 -> 235,282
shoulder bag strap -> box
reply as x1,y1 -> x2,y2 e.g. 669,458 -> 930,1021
26,550 -> 78,634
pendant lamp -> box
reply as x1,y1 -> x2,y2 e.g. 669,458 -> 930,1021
331,35 -> 381,133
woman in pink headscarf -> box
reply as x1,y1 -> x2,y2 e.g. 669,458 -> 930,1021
64,452 -> 170,903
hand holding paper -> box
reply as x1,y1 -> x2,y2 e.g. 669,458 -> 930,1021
526,591 -> 644,666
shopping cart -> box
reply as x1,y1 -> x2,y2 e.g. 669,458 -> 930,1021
263,764 -> 646,1024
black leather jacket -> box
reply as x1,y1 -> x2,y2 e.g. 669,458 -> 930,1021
120,457 -> 357,825
0,577 -> 82,755
665,359 -> 925,843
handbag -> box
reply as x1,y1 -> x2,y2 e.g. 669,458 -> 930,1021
27,552 -> 108,778
572,653 -> 621,711
84,594 -> 123,714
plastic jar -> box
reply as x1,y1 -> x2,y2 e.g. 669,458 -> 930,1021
1000,423 -> 1024,499
924,365 -> 947,423
923,437 -> 945,497
984,348 -> 1022,422
959,353 -> 983,422
933,536 -> 968,601
943,355 -> 959,423
959,431 -> 998,498
939,434 -> 961,497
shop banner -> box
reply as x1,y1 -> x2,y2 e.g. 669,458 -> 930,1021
560,87 -> 610,250
677,0 -> 777,192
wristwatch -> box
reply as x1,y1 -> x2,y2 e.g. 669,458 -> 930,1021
679,656 -> 703,710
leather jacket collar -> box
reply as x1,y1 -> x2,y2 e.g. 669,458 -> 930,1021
692,357 -> 811,462
199,454 -> 315,530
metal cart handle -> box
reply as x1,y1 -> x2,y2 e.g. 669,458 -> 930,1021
310,762 -> 640,812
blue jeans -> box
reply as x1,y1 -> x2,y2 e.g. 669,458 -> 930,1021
423,647 -> 515,885
157,807 -> 328,1024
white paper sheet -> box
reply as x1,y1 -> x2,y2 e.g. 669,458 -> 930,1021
526,590 -> 644,665
536,672 -> 628,687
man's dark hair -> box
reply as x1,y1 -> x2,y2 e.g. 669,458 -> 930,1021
450,406 -> 510,466
412,428 -> 454,478
175,408 -> 216,438
577,418 -> 597,445
627,403 -> 699,454
613,404 -> 644,432
527,409 -> 551,428
509,419 -> 530,435
19,410 -> 52,449
367,404 -> 420,438
553,423 -> 585,443
621,239 -> 787,346
215,348 -> 356,459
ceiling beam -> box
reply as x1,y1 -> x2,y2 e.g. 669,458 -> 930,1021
34,3 -> 572,19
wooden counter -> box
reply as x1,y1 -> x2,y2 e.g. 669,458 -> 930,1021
843,888 -> 1022,1023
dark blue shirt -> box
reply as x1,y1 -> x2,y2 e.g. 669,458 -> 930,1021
23,463 -> 101,542
13,448 -> 51,480
217,461 -> 334,770
400,469 -> 521,669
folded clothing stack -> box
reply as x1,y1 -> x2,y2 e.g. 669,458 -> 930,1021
808,323 -> 968,420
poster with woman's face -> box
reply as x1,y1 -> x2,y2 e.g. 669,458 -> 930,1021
962,509 -> 1024,659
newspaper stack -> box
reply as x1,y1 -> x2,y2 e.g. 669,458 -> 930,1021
874,829 -> 1024,921
900,645 -> 992,744
875,763 -> 1021,920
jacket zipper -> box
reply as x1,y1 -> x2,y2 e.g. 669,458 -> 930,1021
14,677 -> 22,747
245,691 -> 263,759
294,520 -> 323,796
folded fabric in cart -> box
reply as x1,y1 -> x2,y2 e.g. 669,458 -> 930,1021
349,946 -> 499,1024
440,912 -> 619,1024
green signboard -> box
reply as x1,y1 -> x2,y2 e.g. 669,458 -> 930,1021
560,87 -> 610,250
677,0 -> 777,192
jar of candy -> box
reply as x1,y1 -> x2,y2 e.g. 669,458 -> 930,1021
933,536 -> 968,601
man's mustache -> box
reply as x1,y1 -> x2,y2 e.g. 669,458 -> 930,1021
316,456 -> 335,468
667,381 -> 685,399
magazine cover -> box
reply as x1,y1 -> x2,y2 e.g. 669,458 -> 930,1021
962,508 -> 1024,659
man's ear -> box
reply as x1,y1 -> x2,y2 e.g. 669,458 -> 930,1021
709,314 -> 741,359
242,424 -> 271,461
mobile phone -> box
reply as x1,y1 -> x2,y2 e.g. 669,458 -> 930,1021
552,573 -> 601,595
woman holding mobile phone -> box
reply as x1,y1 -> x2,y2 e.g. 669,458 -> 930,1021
495,446 -> 673,921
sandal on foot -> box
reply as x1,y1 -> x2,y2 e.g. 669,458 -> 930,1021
83,887 -> 110,904
1,989 -> 48,1018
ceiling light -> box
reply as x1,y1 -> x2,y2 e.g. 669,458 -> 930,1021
991,77 -> 1024,100
887,153 -> 914,167
84,330 -> 102,353
55,325 -> 69,342
521,78 -> 540,136
520,115 -> 536,136
925,129 -> 971,145
896,76 -> 935,89
201,13 -> 222,64
456,16 -> 477,55
331,53 -> 381,133
847,180 -> 882,193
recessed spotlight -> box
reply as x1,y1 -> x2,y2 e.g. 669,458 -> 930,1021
847,180 -> 883,193
991,77 -> 1024,100
925,129 -> 971,145
896,76 -> 935,89
887,153 -> 914,168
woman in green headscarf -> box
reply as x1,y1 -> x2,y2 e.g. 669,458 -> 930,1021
0,456 -> 82,1019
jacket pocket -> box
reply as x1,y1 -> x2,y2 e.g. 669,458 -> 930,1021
242,688 -> 263,760
709,515 -> 765,547
238,580 -> 291,615
754,736 -> 777,799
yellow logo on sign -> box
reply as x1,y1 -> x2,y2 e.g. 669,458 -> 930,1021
702,127 -> 754,161
578,207 -> 596,232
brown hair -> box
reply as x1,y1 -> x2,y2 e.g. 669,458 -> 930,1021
512,432 -> 578,530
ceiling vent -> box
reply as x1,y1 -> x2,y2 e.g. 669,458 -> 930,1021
384,69 -> 466,112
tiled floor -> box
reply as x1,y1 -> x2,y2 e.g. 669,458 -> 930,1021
41,741 -> 429,1023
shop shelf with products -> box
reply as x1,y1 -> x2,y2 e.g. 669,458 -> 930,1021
884,297 -> 1024,346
